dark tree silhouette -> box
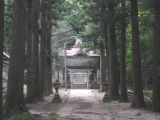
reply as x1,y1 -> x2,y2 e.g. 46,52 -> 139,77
130,0 -> 145,108
40,0 -> 48,96
4,0 -> 27,117
108,1 -> 119,99
153,0 -> 160,112
120,0 -> 128,102
100,44 -> 105,92
0,0 -> 4,119
26,0 -> 36,103
47,0 -> 53,94
32,0 -> 41,101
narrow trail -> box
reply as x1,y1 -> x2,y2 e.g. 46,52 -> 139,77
56,90 -> 112,120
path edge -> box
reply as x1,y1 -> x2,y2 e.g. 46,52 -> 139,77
49,89 -> 70,120
91,89 -> 118,117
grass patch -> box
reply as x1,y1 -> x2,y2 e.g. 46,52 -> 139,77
8,112 -> 36,120
3,100 -> 5,106
144,90 -> 152,99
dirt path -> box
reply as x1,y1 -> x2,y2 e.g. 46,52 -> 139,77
27,88 -> 69,120
93,90 -> 160,120
56,90 -> 113,120
27,89 -> 160,120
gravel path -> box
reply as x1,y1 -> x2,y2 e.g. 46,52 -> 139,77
56,90 -> 113,120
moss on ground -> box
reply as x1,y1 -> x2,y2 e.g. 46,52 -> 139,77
8,112 -> 36,120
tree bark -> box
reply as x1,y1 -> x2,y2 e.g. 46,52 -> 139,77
0,0 -> 4,119
101,0 -> 111,95
120,0 -> 128,102
105,29 -> 110,94
31,0 -> 41,101
26,0 -> 36,103
47,0 -> 53,94
47,57 -> 52,93
152,0 -> 160,112
108,2 -> 119,100
4,0 -> 27,117
40,0 -> 48,96
130,0 -> 145,108
99,44 -> 105,92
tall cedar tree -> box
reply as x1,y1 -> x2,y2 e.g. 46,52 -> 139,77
99,44 -> 105,92
108,1 -> 119,99
26,0 -> 36,103
46,0 -> 53,94
40,0 -> 48,96
120,0 -> 128,102
32,0 -> 41,100
4,0 -> 27,117
153,0 -> 160,112
130,0 -> 145,108
0,0 -> 4,119
101,0 -> 110,93
98,1 -> 106,93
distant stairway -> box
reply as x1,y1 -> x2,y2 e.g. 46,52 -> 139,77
72,84 -> 87,89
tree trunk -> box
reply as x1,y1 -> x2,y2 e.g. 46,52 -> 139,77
4,0 -> 27,117
26,0 -> 36,103
105,29 -> 110,94
101,0 -> 110,95
120,0 -> 128,102
130,0 -> 145,108
108,2 -> 119,100
152,0 -> 160,112
99,44 -> 105,92
47,57 -> 53,93
32,0 -> 42,101
47,0 -> 53,94
0,0 -> 4,119
40,0 -> 48,96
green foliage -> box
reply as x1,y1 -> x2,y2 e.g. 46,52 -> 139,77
126,41 -> 132,82
4,0 -> 13,53
126,38 -> 153,84
3,99 -> 6,106
51,0 -> 64,20
140,31 -> 153,85
52,20 -> 76,67
52,20 -> 76,47
75,0 -> 105,50
139,0 -> 154,84
63,0 -> 88,33
79,23 -> 99,39
144,89 -> 153,99
124,0 -> 154,84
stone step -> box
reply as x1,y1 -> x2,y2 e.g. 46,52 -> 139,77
72,84 -> 87,89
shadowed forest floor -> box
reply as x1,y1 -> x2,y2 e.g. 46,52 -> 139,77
27,88 -> 69,120
27,89 -> 160,120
